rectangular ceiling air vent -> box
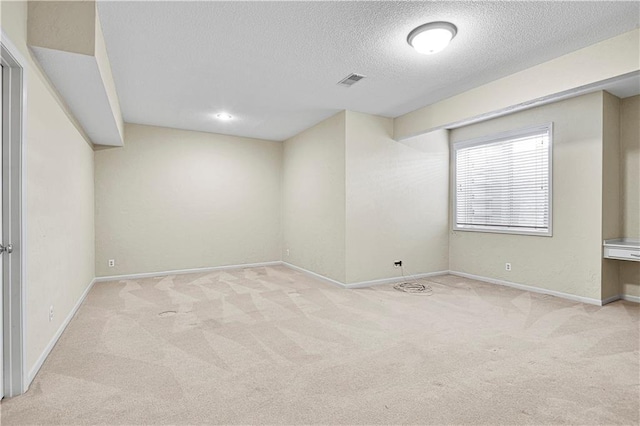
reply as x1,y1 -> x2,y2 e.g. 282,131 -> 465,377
337,73 -> 366,87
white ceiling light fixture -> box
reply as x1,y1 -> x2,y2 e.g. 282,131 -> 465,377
215,112 -> 233,121
407,21 -> 457,55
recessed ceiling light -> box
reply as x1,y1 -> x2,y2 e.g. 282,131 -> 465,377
215,112 -> 233,121
407,21 -> 457,55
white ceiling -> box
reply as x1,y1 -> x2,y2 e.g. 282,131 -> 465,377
602,73 -> 640,99
98,1 -> 640,141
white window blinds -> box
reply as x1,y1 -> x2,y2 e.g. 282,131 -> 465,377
454,124 -> 552,235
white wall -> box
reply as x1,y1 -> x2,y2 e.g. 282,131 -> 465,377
619,95 -> 640,298
282,112 -> 346,282
449,92 -> 605,300
2,1 -> 96,375
345,111 -> 449,283
95,123 -> 282,277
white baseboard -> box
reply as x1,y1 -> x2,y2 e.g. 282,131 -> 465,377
345,270 -> 449,289
28,277 -> 97,385
94,261 -> 283,282
585,294 -> 640,305
281,262 -> 345,288
281,262 -> 448,289
96,262 -> 640,306
621,294 -> 640,303
601,294 -> 622,305
449,270 -> 606,306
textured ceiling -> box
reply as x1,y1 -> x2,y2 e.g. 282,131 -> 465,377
98,1 -> 639,141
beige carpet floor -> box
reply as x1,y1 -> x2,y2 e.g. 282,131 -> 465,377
1,265 -> 638,425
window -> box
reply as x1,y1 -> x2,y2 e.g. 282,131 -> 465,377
453,124 -> 552,236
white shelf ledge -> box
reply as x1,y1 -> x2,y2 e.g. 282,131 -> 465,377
604,238 -> 640,262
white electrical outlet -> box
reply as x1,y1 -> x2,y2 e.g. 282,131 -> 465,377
49,305 -> 54,322
108,259 -> 115,267
286,249 -> 290,257
505,263 -> 512,271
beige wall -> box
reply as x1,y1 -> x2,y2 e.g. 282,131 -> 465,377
282,110 -> 449,285
449,92 -> 605,300
282,112 -> 346,282
27,0 -> 96,56
2,3 -> 638,387
601,92 -> 621,300
620,95 -> 640,297
2,1 -> 96,375
95,123 -> 282,276
394,29 -> 640,140
27,1 -> 124,146
345,111 -> 449,283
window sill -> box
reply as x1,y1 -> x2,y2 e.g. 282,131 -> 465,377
453,226 -> 552,237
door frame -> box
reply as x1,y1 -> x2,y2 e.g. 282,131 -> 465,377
1,30 -> 27,398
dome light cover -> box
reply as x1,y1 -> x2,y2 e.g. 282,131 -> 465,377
408,22 -> 457,55
215,112 -> 233,121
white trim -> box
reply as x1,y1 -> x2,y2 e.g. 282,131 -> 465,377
0,31 -> 28,71
452,123 -> 552,150
1,29 -> 28,397
19,40 -> 28,398
452,122 -> 553,237
449,270 -> 605,306
94,261 -> 283,283
599,294 -> 640,305
601,294 -> 622,305
280,265 -> 640,304
27,278 -> 96,384
621,294 -> 640,303
281,262 -> 449,289
345,271 -> 449,289
281,262 -> 345,288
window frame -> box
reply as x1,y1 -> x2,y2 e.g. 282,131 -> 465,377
452,123 -> 553,237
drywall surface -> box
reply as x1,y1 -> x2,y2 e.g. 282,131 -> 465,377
27,1 -> 124,146
27,0 -> 96,56
449,92 -> 604,300
2,1 -> 96,374
345,111 -> 448,283
95,124 -> 282,276
620,96 -> 640,240
94,14 -> 124,142
395,29 -> 640,140
620,95 -> 640,297
601,92 -> 621,300
282,112 -> 346,282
